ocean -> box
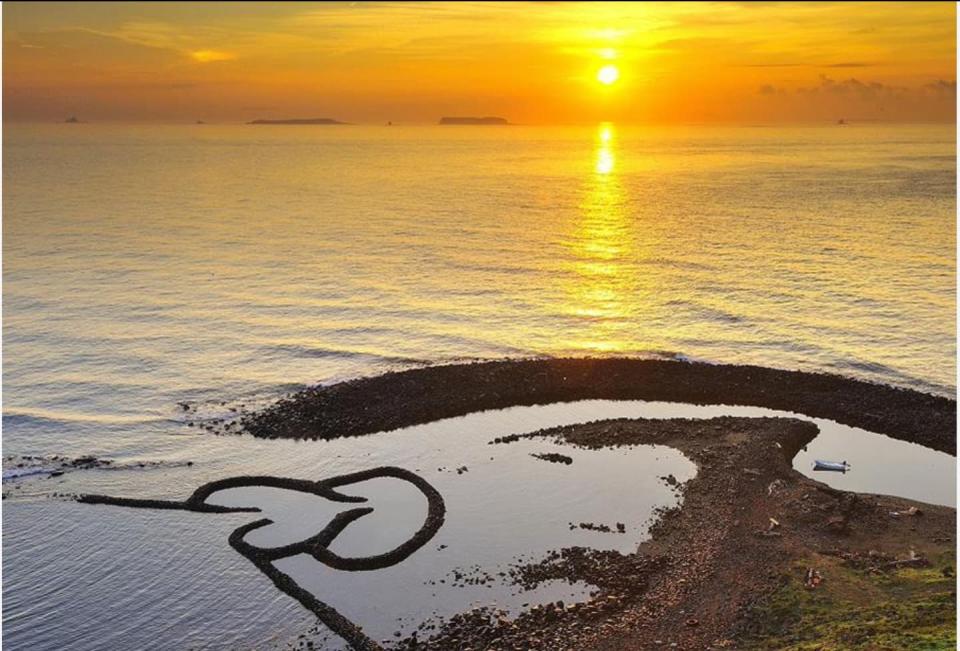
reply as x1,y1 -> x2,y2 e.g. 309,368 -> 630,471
2,122 -> 956,649
4,123 -> 956,459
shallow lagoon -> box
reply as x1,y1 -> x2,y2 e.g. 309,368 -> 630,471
3,399 -> 953,649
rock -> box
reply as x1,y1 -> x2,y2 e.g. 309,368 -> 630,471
826,515 -> 848,534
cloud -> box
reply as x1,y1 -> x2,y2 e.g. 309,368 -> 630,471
772,74 -> 959,103
743,63 -> 802,68
741,62 -> 874,69
189,49 -> 236,63
797,75 -> 907,101
755,74 -> 956,121
823,62 -> 875,68
6,28 -> 181,71
925,79 -> 957,97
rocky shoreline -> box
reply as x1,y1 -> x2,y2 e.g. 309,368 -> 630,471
251,359 -> 953,650
237,358 -> 956,453
80,359 -> 955,650
391,415 -> 955,650
78,467 -> 447,651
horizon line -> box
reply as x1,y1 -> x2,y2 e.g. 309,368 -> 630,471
4,118 -> 957,127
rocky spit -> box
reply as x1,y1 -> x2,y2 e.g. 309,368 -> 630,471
388,415 -> 955,650
234,358 -> 955,454
76,359 -> 956,650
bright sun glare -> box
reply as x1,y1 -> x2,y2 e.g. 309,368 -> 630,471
597,64 -> 620,85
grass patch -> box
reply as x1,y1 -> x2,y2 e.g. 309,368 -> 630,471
741,551 -> 956,650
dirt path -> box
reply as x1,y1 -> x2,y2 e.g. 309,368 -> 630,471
393,416 -> 955,650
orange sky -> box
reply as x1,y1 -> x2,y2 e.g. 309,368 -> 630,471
3,1 -> 956,124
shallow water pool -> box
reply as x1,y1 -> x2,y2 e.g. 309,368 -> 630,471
3,399 -> 953,650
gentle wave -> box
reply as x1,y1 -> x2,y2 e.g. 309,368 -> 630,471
663,300 -> 746,324
2,409 -> 160,428
262,344 -> 430,366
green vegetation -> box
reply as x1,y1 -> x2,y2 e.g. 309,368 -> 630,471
742,551 -> 956,650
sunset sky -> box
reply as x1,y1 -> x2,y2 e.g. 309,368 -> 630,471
4,1 -> 956,124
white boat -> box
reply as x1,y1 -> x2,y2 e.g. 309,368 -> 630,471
813,460 -> 850,473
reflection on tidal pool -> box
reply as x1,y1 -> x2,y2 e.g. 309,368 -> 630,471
3,399 -> 953,650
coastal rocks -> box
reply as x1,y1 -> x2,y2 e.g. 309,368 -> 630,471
568,522 -> 626,534
530,452 -> 573,465
2,455 -> 194,482
176,398 -> 253,436
76,359 -> 955,650
438,117 -> 508,125
77,467 -> 446,651
234,359 -> 956,455
248,118 -> 346,125
388,415 -> 955,651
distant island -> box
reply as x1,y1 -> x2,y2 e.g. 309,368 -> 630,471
248,118 -> 346,125
439,116 -> 509,125
65,116 -> 83,124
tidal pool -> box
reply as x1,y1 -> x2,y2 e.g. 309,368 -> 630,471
3,399 -> 953,650
207,437 -> 694,647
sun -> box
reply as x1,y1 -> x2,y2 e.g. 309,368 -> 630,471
597,64 -> 620,85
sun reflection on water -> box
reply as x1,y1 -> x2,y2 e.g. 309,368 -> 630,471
559,123 -> 651,353
595,124 -> 615,174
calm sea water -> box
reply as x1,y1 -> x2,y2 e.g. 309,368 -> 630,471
3,125 -> 956,460
4,124 -> 955,461
2,123 -> 956,649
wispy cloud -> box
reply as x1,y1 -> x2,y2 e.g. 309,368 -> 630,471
823,62 -> 875,68
741,62 -> 875,69
756,73 -> 956,121
743,63 -> 803,68
190,49 -> 235,63
925,79 -> 957,96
